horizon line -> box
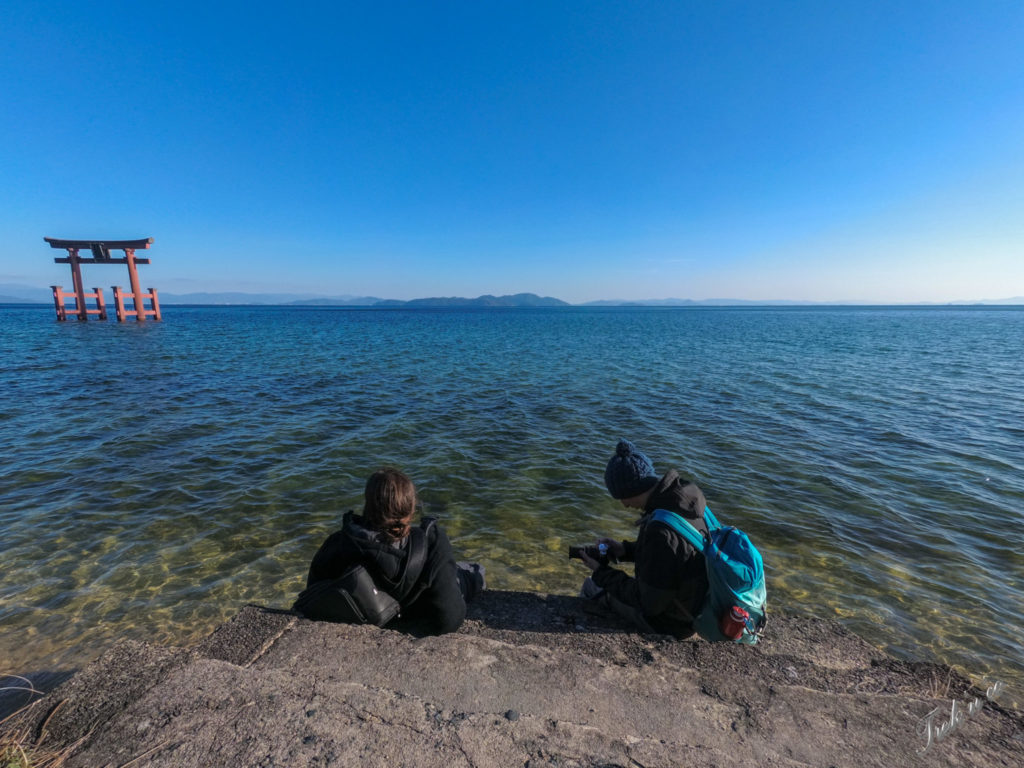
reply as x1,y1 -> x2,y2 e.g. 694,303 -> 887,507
2,284 -> 1023,307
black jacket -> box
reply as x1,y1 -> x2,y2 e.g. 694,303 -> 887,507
306,512 -> 466,634
591,470 -> 709,638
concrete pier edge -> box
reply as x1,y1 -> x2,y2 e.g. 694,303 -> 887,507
3,590 -> 1022,767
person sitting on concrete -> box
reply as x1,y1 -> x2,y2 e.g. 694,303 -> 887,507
576,439 -> 709,639
302,467 -> 484,634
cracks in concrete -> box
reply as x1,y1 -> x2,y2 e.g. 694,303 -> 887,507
243,617 -> 297,669
449,729 -> 480,768
342,699 -> 431,739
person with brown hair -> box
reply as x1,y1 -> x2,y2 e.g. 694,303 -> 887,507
303,467 -> 484,634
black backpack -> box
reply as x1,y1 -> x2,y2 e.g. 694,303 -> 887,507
293,518 -> 435,626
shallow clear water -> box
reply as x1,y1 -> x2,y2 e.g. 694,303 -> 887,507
1,305 -> 1022,706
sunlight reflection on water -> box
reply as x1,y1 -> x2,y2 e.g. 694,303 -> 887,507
1,305 -> 1022,707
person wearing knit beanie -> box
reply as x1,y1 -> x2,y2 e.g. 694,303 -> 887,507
575,439 -> 710,639
604,439 -> 660,501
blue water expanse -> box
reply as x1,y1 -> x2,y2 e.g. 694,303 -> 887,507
1,305 -> 1022,705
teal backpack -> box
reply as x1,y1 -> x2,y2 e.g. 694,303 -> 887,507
651,506 -> 767,644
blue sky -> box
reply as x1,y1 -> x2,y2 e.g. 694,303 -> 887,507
2,1 -> 1023,303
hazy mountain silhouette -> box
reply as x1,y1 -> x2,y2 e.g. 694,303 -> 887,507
1,283 -> 1021,307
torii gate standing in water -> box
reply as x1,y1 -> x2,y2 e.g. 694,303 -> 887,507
45,237 -> 161,322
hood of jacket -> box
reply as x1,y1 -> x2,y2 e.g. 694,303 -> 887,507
312,511 -> 410,585
642,470 -> 708,536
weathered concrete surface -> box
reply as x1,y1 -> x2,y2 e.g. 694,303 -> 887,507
4,591 -> 1023,767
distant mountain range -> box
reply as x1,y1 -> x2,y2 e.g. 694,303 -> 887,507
0,285 -> 570,308
381,293 -> 569,308
163,291 -> 387,306
1,283 -> 1022,307
0,285 -> 55,304
582,297 -> 1024,306
166,291 -> 569,307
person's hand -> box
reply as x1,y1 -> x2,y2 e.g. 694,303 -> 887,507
577,549 -> 601,572
599,538 -> 625,560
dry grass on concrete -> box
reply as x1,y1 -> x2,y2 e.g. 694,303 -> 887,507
1,677 -> 77,768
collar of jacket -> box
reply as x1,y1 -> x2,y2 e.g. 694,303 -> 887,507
639,469 -> 705,520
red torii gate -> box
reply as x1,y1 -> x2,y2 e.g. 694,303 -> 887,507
45,237 -> 161,322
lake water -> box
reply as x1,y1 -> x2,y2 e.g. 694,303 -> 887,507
1,305 -> 1022,706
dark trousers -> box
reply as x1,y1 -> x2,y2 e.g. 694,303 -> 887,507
579,576 -> 658,633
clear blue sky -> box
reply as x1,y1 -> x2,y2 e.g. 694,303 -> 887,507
2,1 -> 1023,303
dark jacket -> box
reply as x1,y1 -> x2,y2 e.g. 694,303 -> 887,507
591,470 -> 709,638
306,512 -> 466,634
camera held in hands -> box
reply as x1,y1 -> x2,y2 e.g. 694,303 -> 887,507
568,542 -> 611,566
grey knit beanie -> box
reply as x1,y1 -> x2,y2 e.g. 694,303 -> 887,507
604,439 -> 659,499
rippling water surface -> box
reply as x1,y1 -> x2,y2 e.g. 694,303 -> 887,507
2,305 -> 1022,705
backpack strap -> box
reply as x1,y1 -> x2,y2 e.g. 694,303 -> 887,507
651,508 -> 709,553
702,506 -> 721,531
392,517 -> 435,603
